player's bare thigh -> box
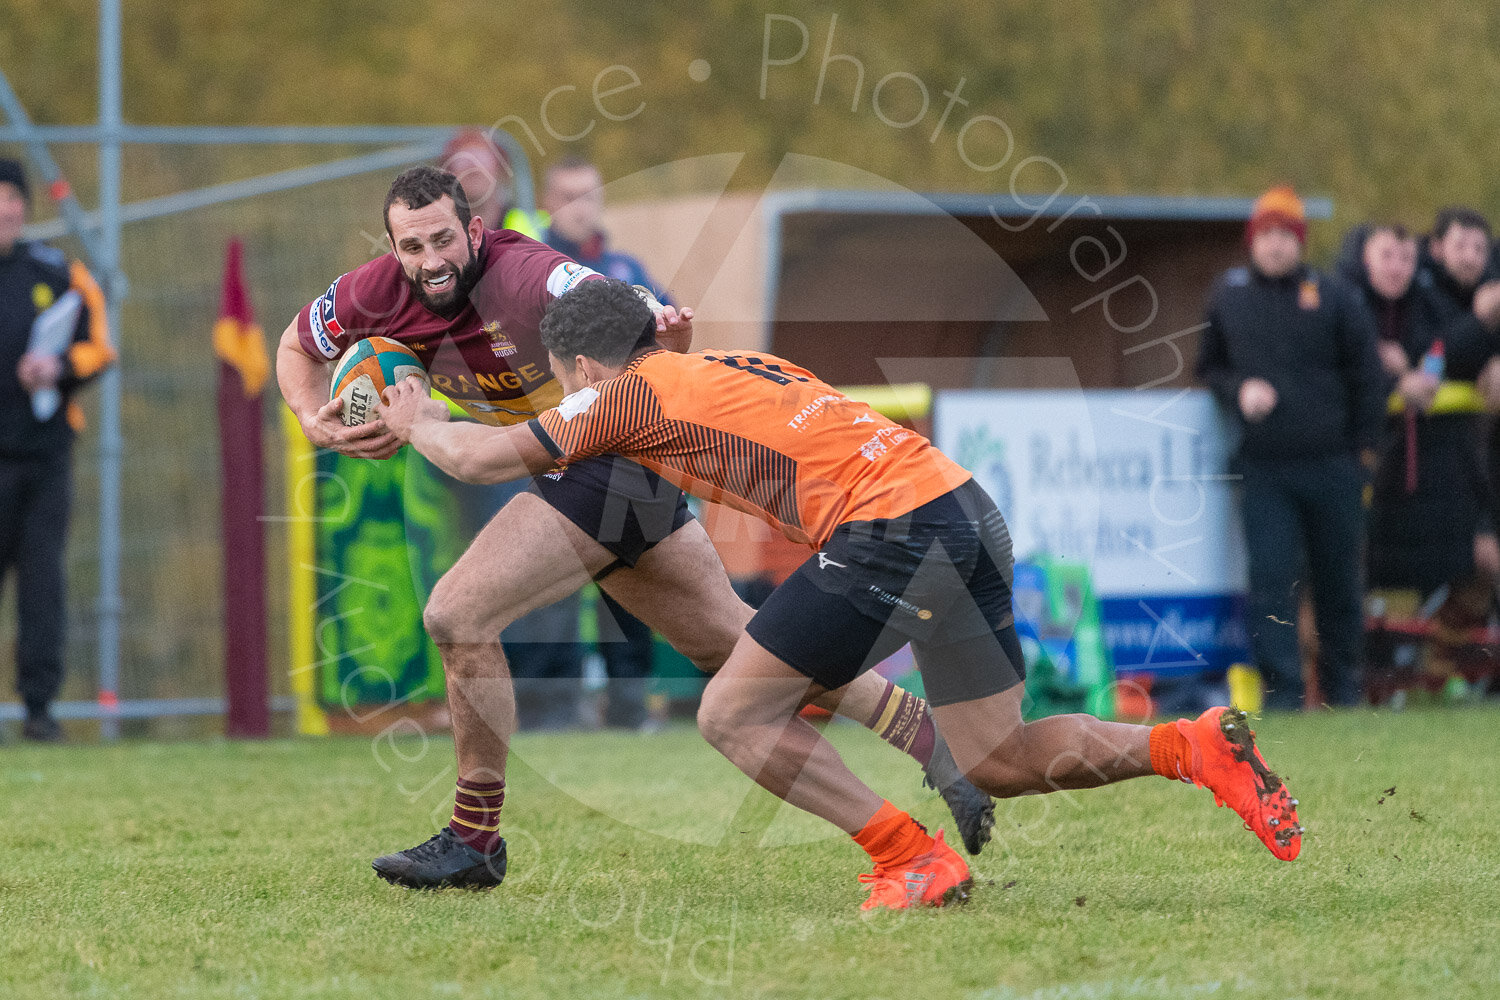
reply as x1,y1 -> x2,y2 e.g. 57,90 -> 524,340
600,521 -> 894,720
596,518 -> 752,672
424,491 -> 617,642
696,632 -> 827,764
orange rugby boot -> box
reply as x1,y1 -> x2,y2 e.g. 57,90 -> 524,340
1176,706 -> 1302,860
858,829 -> 973,911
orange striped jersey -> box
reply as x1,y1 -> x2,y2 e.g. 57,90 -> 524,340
530,350 -> 973,549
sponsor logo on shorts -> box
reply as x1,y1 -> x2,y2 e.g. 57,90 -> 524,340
866,584 -> 931,621
545,262 -> 601,299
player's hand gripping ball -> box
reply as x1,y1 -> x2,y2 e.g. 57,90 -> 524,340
330,337 -> 429,427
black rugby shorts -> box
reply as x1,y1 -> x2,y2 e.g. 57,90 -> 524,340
745,478 -> 1025,706
528,454 -> 692,572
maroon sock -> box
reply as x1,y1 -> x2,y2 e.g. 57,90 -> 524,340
866,680 -> 938,766
449,778 -> 505,854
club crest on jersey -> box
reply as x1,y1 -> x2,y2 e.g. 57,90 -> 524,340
546,262 -> 601,299
483,320 -> 518,358
1298,279 -> 1320,310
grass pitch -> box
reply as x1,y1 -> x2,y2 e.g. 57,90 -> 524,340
2,705 -> 1498,1000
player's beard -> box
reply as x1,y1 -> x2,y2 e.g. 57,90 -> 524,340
407,241 -> 482,318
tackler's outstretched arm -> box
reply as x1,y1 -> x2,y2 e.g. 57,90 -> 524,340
377,377 -> 556,485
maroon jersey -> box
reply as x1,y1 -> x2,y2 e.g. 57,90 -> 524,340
296,230 -> 601,425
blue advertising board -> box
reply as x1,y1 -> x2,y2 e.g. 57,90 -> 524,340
936,389 -> 1250,676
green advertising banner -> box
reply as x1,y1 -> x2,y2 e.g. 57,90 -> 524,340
313,448 -> 462,710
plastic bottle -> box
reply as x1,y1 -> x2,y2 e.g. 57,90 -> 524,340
1420,339 -> 1446,379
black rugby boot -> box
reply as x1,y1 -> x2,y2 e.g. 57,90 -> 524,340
372,829 -> 507,889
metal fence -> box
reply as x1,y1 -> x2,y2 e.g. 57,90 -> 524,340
0,121 -> 546,736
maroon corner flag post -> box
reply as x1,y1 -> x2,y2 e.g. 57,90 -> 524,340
214,239 -> 271,737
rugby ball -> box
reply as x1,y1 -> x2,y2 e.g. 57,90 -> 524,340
330,337 -> 429,427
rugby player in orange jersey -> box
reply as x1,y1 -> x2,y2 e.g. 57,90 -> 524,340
276,167 -> 993,890
379,278 -> 1304,910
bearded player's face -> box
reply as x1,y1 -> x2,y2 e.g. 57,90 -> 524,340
387,195 -> 483,316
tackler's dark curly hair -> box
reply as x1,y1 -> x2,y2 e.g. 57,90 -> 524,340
540,278 -> 657,370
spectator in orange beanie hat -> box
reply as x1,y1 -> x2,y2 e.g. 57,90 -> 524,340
1197,185 -> 1385,709
1245,185 -> 1308,246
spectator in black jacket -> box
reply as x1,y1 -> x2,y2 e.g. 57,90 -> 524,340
1197,186 -> 1384,709
0,159 -> 115,741
1341,222 -> 1500,598
1417,208 -> 1500,538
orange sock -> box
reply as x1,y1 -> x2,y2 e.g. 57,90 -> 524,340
1149,722 -> 1193,781
852,800 -> 934,870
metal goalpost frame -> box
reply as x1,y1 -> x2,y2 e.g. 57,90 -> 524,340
0,0 -> 537,737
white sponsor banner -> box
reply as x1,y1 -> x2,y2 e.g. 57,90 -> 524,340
934,389 -> 1247,598
545,262 -> 601,299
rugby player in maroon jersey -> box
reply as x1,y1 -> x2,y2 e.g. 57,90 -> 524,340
275,166 -> 994,889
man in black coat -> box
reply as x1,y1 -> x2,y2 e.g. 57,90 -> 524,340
1340,220 -> 1499,599
1197,186 -> 1384,710
1417,208 -> 1500,540
0,158 -> 115,741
